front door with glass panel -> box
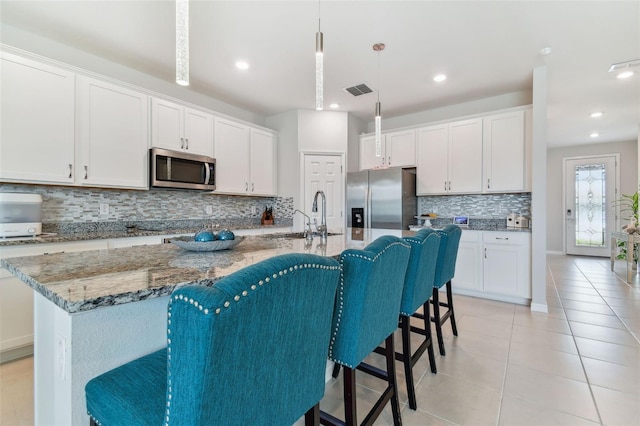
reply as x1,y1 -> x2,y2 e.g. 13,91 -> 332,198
564,156 -> 617,257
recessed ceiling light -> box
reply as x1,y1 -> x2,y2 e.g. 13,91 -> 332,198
590,132 -> 599,138
433,74 -> 447,83
329,103 -> 340,109
235,61 -> 249,70
617,71 -> 634,79
590,112 -> 603,118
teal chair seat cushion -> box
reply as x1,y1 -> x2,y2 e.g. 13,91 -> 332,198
86,349 -> 166,425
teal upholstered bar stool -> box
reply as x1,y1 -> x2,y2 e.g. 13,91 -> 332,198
395,228 -> 441,410
85,253 -> 340,426
321,235 -> 411,426
431,224 -> 463,356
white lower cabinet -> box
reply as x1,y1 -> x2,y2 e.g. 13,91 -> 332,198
452,230 -> 531,304
0,240 -> 109,361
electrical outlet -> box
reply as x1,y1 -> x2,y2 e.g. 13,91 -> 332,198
99,203 -> 109,216
251,206 -> 257,215
205,205 -> 213,215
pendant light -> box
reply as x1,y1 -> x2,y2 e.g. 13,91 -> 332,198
315,0 -> 324,110
373,43 -> 385,157
176,0 -> 189,86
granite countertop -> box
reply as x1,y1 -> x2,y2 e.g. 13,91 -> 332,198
1,228 -> 411,314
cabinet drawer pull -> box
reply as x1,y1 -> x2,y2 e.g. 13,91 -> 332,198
84,165 -> 88,179
68,164 -> 72,179
44,251 -> 65,255
496,237 -> 509,240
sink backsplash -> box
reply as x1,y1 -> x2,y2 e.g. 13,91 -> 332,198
418,193 -> 531,218
0,184 -> 294,231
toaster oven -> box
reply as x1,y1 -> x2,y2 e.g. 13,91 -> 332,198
0,193 -> 43,237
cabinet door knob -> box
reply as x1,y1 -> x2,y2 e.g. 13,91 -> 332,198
181,137 -> 185,149
84,165 -> 88,180
68,164 -> 72,179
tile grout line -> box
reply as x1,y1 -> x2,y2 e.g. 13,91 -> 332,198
548,259 -> 604,425
494,305 -> 516,426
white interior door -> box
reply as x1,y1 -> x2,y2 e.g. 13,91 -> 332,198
303,154 -> 344,233
564,156 -> 617,256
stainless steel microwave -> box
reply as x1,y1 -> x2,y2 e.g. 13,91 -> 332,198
150,148 -> 216,191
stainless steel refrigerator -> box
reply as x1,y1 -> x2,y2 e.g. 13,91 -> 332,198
347,167 -> 417,230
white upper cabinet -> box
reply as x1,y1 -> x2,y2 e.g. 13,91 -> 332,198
482,110 -> 525,193
151,98 -> 214,157
249,128 -> 277,196
359,129 -> 416,170
214,118 -> 250,194
448,118 -> 483,193
416,124 -> 449,194
78,77 -> 149,189
416,118 -> 482,195
0,52 -> 75,184
214,118 -> 277,196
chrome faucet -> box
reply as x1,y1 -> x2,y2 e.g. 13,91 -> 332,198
312,190 -> 327,241
293,209 -> 314,243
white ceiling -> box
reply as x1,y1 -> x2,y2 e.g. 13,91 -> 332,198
1,1 -> 638,147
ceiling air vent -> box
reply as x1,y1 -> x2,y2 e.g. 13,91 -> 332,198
343,83 -> 373,97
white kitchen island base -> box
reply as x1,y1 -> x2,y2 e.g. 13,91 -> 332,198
34,292 -> 168,425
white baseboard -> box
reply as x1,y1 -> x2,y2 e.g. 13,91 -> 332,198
530,303 -> 548,313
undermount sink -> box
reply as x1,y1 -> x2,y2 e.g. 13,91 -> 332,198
261,232 -> 341,239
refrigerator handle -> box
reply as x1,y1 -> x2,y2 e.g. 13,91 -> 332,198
366,187 -> 371,229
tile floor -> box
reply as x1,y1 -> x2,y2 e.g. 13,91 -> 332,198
1,254 -> 639,425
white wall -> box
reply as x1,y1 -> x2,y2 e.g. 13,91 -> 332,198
1,24 -> 265,125
547,140 -> 638,253
368,90 -> 532,132
297,110 -> 348,153
347,114 -> 367,173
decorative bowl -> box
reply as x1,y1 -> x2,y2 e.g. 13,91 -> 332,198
170,236 -> 244,252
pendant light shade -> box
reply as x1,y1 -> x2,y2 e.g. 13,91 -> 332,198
373,43 -> 385,157
176,0 -> 189,86
375,101 -> 382,157
316,30 -> 324,110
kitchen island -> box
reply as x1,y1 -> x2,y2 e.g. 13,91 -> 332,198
1,228 -> 408,425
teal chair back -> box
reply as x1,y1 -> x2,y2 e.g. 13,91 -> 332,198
85,253 -> 341,426
166,253 -> 340,425
328,235 -> 411,368
400,228 -> 441,316
434,225 -> 462,288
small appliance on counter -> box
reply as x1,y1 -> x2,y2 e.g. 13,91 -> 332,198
507,213 -> 529,228
0,193 -> 43,237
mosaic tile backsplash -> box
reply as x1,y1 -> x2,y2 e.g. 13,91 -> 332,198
418,193 -> 531,218
0,184 -> 294,233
